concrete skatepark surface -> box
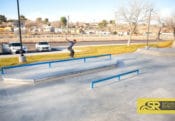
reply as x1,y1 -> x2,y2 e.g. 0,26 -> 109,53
0,47 -> 175,121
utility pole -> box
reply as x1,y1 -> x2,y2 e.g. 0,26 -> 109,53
146,8 -> 153,49
114,12 -> 118,34
17,0 -> 26,63
67,16 -> 69,34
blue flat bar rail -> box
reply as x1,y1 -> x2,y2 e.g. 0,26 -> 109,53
1,54 -> 111,74
90,69 -> 139,89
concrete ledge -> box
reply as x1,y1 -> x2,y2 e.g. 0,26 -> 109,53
34,64 -> 117,84
1,78 -> 34,85
2,58 -> 118,84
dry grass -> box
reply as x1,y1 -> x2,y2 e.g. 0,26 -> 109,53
0,41 -> 172,67
0,57 -> 18,67
157,40 -> 174,48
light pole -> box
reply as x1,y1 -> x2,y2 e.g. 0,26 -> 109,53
67,16 -> 69,34
17,0 -> 26,63
146,8 -> 153,49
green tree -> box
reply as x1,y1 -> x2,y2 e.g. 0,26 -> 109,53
20,15 -> 27,21
109,20 -> 115,25
60,16 -> 67,28
44,18 -> 49,24
98,20 -> 107,29
7,19 -> 16,22
0,15 -> 7,24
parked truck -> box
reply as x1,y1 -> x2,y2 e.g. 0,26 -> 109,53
2,42 -> 27,54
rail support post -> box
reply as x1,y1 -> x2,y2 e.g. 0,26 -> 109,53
1,68 -> 4,74
90,82 -> 94,89
48,62 -> 52,68
118,76 -> 120,80
84,58 -> 86,63
109,54 -> 112,60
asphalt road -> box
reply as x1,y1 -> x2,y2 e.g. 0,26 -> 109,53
0,40 -> 157,55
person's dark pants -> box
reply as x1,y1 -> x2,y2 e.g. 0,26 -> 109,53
70,49 -> 74,58
68,48 -> 75,58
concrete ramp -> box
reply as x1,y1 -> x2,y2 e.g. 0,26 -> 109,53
136,47 -> 175,57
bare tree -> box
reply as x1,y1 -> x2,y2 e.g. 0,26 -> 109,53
35,17 -> 43,28
116,0 -> 152,46
25,20 -> 37,31
51,21 -> 61,28
155,15 -> 164,41
36,17 -> 42,23
165,15 -> 175,40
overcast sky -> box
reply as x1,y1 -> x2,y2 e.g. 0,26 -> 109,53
0,0 -> 175,22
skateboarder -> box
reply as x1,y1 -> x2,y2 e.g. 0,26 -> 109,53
66,38 -> 77,58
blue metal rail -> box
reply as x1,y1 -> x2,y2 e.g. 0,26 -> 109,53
83,54 -> 111,62
1,54 -> 112,74
90,69 -> 139,89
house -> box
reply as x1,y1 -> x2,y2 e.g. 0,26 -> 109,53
12,21 -> 26,34
13,27 -> 26,34
54,28 -> 63,33
30,26 -> 42,34
42,25 -> 54,33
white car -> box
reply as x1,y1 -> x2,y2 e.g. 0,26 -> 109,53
2,42 -> 27,54
35,42 -> 51,51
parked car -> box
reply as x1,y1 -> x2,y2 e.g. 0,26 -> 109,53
35,41 -> 51,51
2,42 -> 27,54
